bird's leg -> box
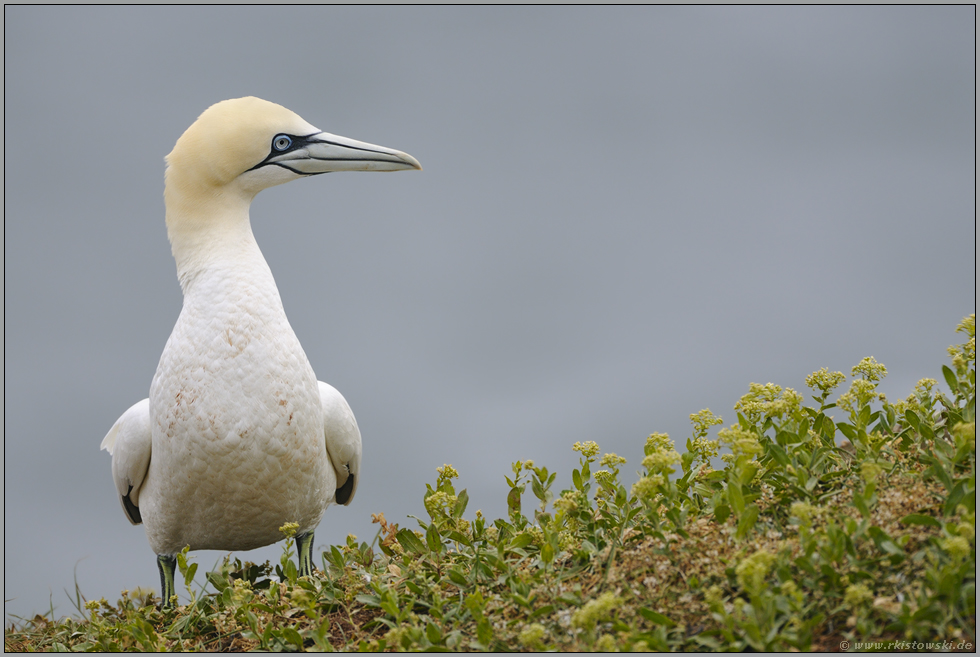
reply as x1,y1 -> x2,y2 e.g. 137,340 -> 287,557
157,554 -> 177,608
296,531 -> 315,578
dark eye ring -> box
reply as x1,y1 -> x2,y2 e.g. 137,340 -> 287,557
273,135 -> 292,152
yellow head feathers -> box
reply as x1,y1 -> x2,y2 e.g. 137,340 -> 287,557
166,97 -> 318,189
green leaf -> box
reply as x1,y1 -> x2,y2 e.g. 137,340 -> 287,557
448,569 -> 468,586
453,489 -> 469,518
836,422 -> 856,441
767,442 -> 790,467
900,514 -> 941,528
867,526 -> 902,552
773,430 -> 791,446
531,476 -> 547,502
821,415 -> 836,438
728,482 -> 745,515
928,459 -> 954,491
184,562 -> 198,587
476,619 -> 493,647
853,492 -> 870,518
735,505 -> 759,540
794,555 -> 817,575
282,627 -> 304,648
509,533 -> 534,550
638,608 -> 677,627
858,405 -> 871,428
714,504 -> 731,523
396,529 -> 427,554
426,523 -> 444,553
944,480 -> 967,516
426,622 -> 443,645
507,487 -> 522,516
942,365 -> 960,395
541,541 -> 555,564
572,468 -> 583,490
739,463 -> 760,486
328,545 -> 346,572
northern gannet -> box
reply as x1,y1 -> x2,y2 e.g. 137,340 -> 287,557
100,97 -> 420,606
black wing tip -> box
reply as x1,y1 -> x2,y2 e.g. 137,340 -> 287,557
335,473 -> 355,506
122,486 -> 142,525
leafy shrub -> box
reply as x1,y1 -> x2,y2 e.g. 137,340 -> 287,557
6,315 -> 974,651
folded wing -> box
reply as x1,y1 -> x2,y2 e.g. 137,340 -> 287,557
318,381 -> 362,506
100,399 -> 152,525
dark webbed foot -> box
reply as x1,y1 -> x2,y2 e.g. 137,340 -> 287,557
296,531 -> 315,578
157,554 -> 177,609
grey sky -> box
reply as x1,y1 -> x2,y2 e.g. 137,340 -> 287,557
4,6 -> 975,619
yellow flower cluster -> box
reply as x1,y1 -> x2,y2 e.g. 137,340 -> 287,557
844,583 -> 874,608
573,441 -> 600,458
642,449 -> 681,474
436,464 -> 459,481
837,378 -> 886,415
593,469 -> 615,486
631,474 -> 665,501
518,623 -> 547,648
734,383 -> 803,422
805,367 -> 846,394
690,408 -> 723,437
704,584 -> 724,606
860,461 -> 885,482
718,426 -> 762,459
790,501 -> 819,527
780,580 -> 803,605
851,356 -> 888,382
278,522 -> 300,539
231,577 -> 254,606
595,634 -> 618,651
600,452 -> 627,467
956,313 -> 976,337
553,490 -> 581,515
424,491 -> 458,517
645,433 -> 673,453
686,410 -> 722,464
735,549 -> 775,598
941,536 -> 971,561
570,591 -> 624,630
952,422 -> 975,450
948,313 -> 977,376
947,315 -> 976,379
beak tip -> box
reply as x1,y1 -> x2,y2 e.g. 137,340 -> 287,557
402,153 -> 423,171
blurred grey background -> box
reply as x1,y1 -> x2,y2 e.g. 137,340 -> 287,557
4,6 -> 975,619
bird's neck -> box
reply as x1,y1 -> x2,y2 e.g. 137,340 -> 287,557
164,182 -> 273,296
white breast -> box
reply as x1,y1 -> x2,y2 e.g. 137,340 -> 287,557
141,257 -> 334,555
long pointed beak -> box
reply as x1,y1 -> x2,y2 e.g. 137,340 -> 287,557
266,131 -> 421,174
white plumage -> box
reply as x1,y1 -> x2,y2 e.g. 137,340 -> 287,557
100,97 -> 419,602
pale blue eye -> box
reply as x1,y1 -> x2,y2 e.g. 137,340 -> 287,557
273,135 -> 292,151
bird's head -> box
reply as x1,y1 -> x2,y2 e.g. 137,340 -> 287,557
165,96 -> 421,200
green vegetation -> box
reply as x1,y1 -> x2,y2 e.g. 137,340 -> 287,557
6,315 -> 975,652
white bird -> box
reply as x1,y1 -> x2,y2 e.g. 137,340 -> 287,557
100,97 -> 420,606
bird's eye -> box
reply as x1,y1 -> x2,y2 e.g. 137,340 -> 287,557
273,135 -> 292,152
